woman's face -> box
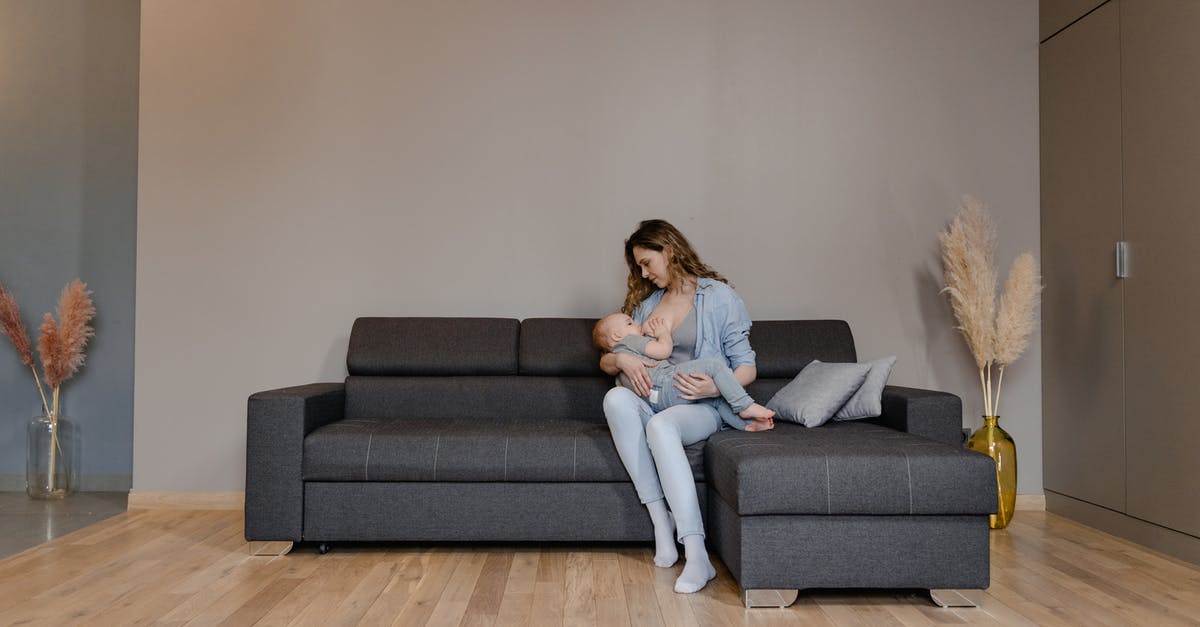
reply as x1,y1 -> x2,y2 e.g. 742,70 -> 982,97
632,246 -> 671,288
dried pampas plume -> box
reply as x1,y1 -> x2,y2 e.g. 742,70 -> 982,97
39,280 -> 96,390
939,196 -> 1042,417
0,282 -> 34,367
938,196 -> 997,370
1,280 -> 51,415
995,253 -> 1042,367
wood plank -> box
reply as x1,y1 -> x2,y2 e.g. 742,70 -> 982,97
424,551 -> 487,626
562,551 -> 596,626
353,552 -> 422,626
388,548 -> 461,627
617,548 -> 664,627
459,550 -> 511,627
530,548 -> 566,627
494,549 -> 539,627
0,509 -> 1198,625
591,552 -> 631,627
251,550 -> 357,627
283,552 -> 390,627
0,510 -> 233,616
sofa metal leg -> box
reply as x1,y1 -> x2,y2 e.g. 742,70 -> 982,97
744,589 -> 799,608
929,589 -> 981,608
247,541 -> 294,556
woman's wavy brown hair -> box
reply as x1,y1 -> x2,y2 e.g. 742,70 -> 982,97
621,219 -> 729,315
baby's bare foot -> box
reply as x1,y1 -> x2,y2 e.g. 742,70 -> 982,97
739,403 -> 775,421
745,418 -> 775,432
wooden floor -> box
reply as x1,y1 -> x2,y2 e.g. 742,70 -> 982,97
1,509 -> 1198,626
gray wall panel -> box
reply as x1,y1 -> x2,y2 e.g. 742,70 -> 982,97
0,1 -> 139,490
135,1 -> 1041,493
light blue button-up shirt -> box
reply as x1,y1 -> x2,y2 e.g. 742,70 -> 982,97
631,278 -> 756,370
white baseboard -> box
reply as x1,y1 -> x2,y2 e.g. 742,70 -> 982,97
1016,494 -> 1046,511
127,492 -> 244,510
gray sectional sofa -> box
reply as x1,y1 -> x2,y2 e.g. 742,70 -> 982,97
245,317 -> 995,607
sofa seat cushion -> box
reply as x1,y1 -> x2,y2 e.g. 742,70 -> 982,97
304,417 -> 706,483
705,421 -> 997,516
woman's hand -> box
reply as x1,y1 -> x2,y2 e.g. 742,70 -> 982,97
674,372 -> 718,400
616,353 -> 657,398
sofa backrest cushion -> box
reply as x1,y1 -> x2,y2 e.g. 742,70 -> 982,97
750,320 -> 857,378
345,376 -> 612,421
519,318 -> 605,376
347,317 -> 519,376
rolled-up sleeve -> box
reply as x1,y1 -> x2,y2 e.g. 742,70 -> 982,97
721,290 -> 756,369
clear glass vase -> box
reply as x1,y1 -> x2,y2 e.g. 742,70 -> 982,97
27,414 -> 77,499
966,415 -> 1017,529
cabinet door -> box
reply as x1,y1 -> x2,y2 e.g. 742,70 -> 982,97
1040,0 -> 1126,511
1040,0 -> 1109,42
1122,0 -> 1200,538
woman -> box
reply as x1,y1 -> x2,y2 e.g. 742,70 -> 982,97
600,219 -> 770,594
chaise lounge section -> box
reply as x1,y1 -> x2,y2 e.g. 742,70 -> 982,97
245,317 -> 995,607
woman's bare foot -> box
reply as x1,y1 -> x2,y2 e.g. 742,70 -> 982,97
739,403 -> 775,421
745,416 -> 774,432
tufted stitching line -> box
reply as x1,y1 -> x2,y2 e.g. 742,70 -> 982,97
432,434 -> 440,480
572,432 -> 578,481
363,423 -> 376,481
503,433 -> 510,481
905,452 -> 913,514
825,453 -> 832,515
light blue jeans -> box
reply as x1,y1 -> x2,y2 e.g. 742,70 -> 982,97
603,386 -> 723,541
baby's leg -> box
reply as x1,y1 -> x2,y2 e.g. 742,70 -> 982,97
704,399 -> 745,429
674,358 -> 773,422
738,402 -> 776,421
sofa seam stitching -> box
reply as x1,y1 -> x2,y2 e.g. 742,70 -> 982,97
433,434 -> 440,481
364,428 -> 374,481
572,433 -> 578,481
825,454 -> 831,515
905,453 -> 913,515
504,434 -> 510,481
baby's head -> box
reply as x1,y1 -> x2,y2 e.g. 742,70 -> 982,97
593,313 -> 643,352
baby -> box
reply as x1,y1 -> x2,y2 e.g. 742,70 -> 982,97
593,313 -> 775,432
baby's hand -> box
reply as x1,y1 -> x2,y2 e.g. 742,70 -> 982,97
646,317 -> 666,336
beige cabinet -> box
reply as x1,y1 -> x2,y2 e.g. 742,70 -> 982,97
1041,0 -> 1200,559
1040,0 -> 1125,513
1121,0 -> 1200,539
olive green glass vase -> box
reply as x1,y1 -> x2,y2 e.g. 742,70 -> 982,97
966,415 -> 1016,529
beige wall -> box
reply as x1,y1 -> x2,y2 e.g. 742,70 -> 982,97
136,0 -> 1041,493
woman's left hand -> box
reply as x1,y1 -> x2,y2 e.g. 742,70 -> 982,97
674,372 -> 718,400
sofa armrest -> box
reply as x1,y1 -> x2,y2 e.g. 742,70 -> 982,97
870,385 -> 963,447
245,382 -> 345,542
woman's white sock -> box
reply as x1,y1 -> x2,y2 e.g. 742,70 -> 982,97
674,535 -> 716,593
646,499 -> 678,567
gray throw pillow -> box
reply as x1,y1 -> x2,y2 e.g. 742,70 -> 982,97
766,360 -> 872,428
834,356 -> 898,421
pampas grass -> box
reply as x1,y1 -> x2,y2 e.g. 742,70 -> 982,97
940,196 -> 1042,417
40,280 -> 96,390
1,281 -> 51,416
2,279 -> 95,407
2,278 -> 96,495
